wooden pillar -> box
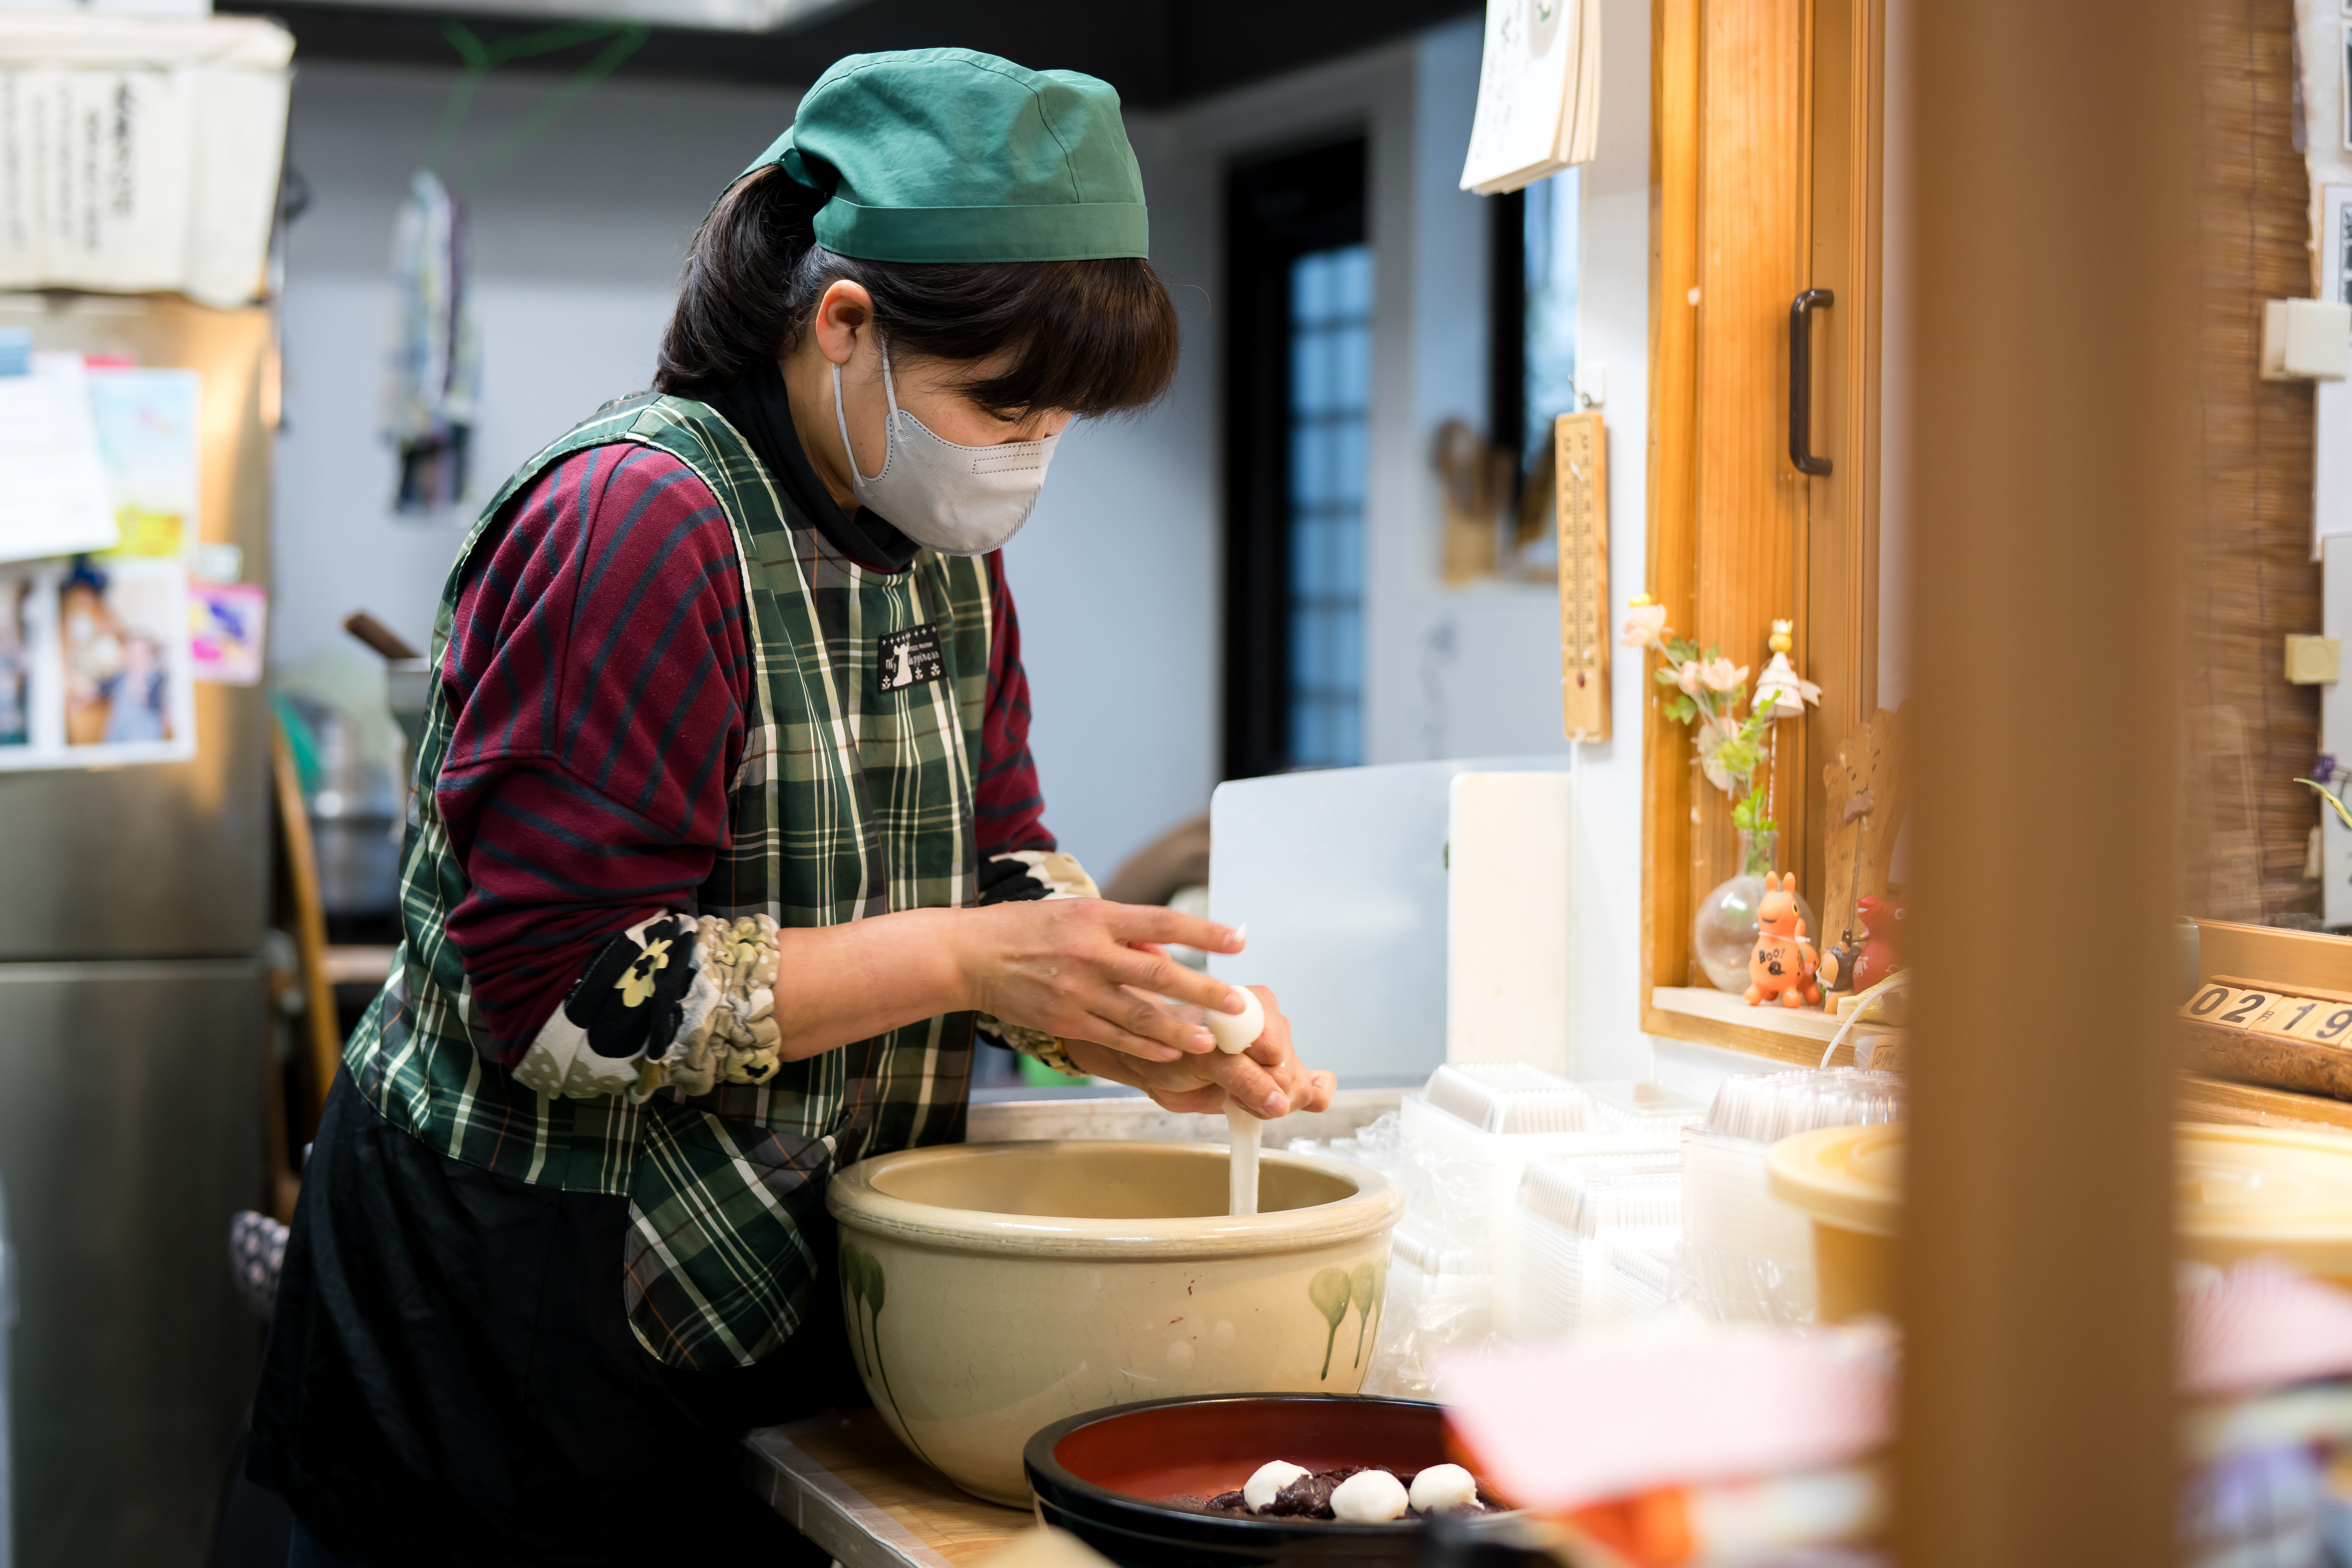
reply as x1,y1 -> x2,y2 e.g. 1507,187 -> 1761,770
1898,0 -> 2187,1560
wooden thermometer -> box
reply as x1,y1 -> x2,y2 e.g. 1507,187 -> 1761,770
1555,410 -> 1611,741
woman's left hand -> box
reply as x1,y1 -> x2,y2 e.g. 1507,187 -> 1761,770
1060,986 -> 1337,1119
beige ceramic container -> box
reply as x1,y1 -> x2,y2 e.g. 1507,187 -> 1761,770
826,1139 -> 1402,1505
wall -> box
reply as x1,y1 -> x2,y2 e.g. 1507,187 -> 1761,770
1564,0 -> 1670,1083
272,65 -> 803,670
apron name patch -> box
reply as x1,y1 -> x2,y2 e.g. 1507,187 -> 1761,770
879,624 -> 944,692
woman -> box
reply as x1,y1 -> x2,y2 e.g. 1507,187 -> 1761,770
250,47 -> 1336,1568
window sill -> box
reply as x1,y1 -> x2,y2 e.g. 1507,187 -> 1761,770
1644,984 -> 1853,1067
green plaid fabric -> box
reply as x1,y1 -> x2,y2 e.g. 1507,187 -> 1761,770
345,393 -> 991,1369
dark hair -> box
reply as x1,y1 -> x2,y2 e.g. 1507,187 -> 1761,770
655,165 -> 1181,417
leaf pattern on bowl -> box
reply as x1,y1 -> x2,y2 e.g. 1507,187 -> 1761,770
840,1242 -> 935,1465
1308,1260 -> 1386,1380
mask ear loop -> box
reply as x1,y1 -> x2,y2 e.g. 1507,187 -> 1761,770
830,343 -> 889,489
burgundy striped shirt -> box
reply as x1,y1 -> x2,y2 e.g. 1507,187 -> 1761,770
436,443 -> 1052,1062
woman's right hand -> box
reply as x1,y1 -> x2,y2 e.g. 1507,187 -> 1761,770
954,898 -> 1253,1062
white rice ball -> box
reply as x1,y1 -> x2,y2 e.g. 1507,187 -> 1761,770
1242,1460 -> 1308,1513
1329,1468 -> 1410,1523
1408,1463 -> 1480,1513
1204,987 -> 1266,1053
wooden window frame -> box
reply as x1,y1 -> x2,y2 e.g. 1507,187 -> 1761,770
1639,0 -> 1886,1060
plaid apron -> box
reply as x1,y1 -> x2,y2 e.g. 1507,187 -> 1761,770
343,393 -> 992,1370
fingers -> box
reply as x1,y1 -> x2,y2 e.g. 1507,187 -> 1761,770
1104,945 -> 1254,1020
1085,985 -> 1221,1058
1146,1084 -> 1229,1115
1204,1050 -> 1291,1119
1102,901 -> 1246,958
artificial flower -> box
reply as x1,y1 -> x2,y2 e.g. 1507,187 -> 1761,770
1676,660 -> 1706,696
1621,598 -> 1668,650
1699,657 -> 1747,693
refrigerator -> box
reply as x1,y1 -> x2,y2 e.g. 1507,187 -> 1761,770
0,292 -> 273,1567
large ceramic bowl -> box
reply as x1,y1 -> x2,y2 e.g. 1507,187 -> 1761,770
825,1140 -> 1402,1505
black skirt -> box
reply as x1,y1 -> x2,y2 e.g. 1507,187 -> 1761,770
248,1075 -> 865,1568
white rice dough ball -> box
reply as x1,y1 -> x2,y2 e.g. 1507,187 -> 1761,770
1330,1469 -> 1410,1523
1408,1463 -> 1480,1513
1242,1460 -> 1308,1513
1204,987 -> 1266,1054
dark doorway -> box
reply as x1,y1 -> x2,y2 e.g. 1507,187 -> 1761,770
1221,135 -> 1371,781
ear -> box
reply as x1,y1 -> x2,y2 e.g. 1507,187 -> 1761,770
809,278 -> 877,368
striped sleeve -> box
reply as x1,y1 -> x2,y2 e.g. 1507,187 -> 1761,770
434,443 -> 753,1063
975,549 -> 1054,858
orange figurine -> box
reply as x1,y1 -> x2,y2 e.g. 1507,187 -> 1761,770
1744,872 -> 1822,1008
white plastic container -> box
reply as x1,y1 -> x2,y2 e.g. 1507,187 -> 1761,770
1504,1153 -> 1683,1338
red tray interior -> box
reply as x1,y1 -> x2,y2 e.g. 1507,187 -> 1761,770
1051,1399 -> 1450,1504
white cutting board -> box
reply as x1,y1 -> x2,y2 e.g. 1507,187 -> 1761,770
1208,757 -> 1570,1082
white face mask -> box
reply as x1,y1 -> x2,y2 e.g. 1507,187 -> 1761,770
831,340 -> 1060,556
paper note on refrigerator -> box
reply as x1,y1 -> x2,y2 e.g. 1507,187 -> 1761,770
0,354 -> 122,565
1460,0 -> 1601,194
87,368 -> 202,559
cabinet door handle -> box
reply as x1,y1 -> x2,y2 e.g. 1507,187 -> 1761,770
1790,288 -> 1834,477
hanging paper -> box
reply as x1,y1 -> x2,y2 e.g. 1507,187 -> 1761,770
383,169 -> 481,512
0,15 -> 292,308
1460,0 -> 1602,195
0,353 -> 121,565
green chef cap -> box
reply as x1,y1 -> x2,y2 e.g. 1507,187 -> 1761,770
742,47 -> 1149,265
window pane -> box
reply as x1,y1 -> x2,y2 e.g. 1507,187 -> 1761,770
1522,168 -> 1580,465
1286,243 -> 1372,770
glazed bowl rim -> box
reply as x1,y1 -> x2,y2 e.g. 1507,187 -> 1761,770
1022,1392 -> 1505,1542
825,1139 -> 1401,1259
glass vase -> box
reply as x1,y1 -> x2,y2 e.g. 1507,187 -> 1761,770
1692,829 -> 1816,994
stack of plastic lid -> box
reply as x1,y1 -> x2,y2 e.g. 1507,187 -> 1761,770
1377,1063 -> 1697,1390
1706,1067 -> 1904,1144
1423,1062 -> 1593,1134
1682,1069 -> 1907,1325
1507,1152 -> 1682,1339
1585,1079 -> 1709,1137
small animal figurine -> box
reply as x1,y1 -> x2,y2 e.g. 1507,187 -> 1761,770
1818,928 -> 1859,1010
1850,893 -> 1905,993
1745,872 -> 1822,1008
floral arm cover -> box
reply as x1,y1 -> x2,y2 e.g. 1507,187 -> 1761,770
510,850 -> 1097,1100
510,913 -> 783,1103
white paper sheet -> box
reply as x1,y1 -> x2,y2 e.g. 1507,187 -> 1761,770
87,367 -> 201,559
1460,0 -> 1597,194
0,354 -> 121,564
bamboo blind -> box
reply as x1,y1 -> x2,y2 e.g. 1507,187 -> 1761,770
2187,0 -> 2324,925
